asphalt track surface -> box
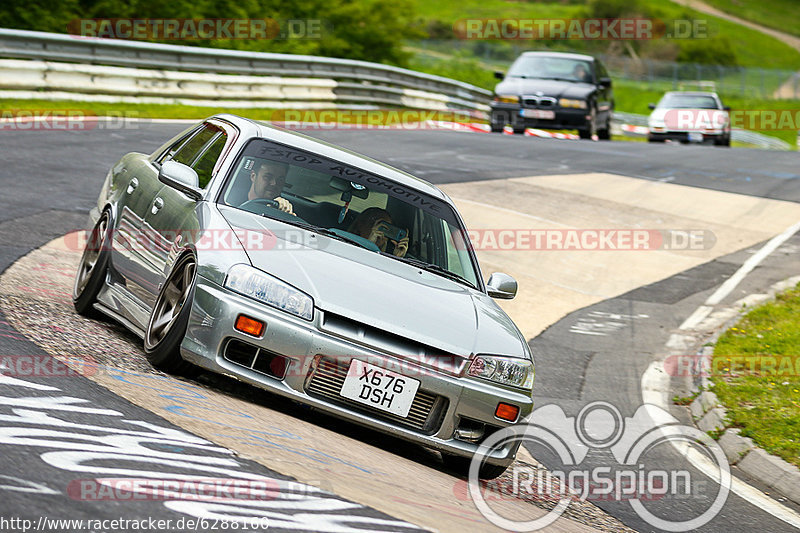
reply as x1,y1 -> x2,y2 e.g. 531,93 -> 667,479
1,123 -> 800,532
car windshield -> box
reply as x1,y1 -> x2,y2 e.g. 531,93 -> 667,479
219,138 -> 480,289
657,94 -> 719,109
507,56 -> 593,82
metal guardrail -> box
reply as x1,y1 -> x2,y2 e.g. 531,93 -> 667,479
0,28 -> 491,112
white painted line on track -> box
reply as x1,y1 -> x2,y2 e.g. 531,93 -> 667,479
704,220 -> 800,306
641,218 -> 800,528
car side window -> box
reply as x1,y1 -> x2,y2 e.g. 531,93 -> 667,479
157,130 -> 197,164
171,125 -> 220,167
191,133 -> 228,189
596,61 -> 608,80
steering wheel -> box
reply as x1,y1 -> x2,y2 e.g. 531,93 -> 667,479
239,198 -> 279,211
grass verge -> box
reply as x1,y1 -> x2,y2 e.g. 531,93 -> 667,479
711,282 -> 800,468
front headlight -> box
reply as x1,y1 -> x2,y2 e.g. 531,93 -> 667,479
494,94 -> 519,104
648,119 -> 665,128
559,98 -> 587,109
224,264 -> 314,321
468,355 -> 534,389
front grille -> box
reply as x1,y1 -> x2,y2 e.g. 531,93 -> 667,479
305,356 -> 447,434
522,95 -> 557,108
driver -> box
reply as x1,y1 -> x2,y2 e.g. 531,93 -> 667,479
573,63 -> 590,82
348,207 -> 409,258
248,160 -> 294,214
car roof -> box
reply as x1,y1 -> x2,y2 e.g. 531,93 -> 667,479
662,91 -> 720,97
519,51 -> 596,62
212,113 -> 447,201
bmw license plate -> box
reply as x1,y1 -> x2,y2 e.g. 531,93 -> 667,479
521,109 -> 556,119
340,360 -> 420,417
688,132 -> 704,143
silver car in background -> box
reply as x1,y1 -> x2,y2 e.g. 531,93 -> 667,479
647,91 -> 731,146
73,114 -> 534,478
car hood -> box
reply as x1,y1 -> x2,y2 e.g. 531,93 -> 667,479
218,206 -> 529,360
495,77 -> 595,99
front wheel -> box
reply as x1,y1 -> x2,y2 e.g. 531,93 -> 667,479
490,112 -> 505,133
73,212 -> 111,317
144,254 -> 196,373
578,105 -> 597,140
597,113 -> 611,140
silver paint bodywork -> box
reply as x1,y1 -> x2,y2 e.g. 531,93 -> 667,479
86,114 -> 534,466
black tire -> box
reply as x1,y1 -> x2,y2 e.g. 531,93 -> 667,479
578,104 -> 597,140
715,135 -> 731,147
441,453 -> 509,480
72,212 -> 111,317
648,135 -> 664,143
512,124 -> 526,135
597,113 -> 611,140
144,253 -> 196,374
490,112 -> 505,133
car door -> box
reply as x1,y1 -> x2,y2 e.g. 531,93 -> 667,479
109,128 -> 199,291
137,122 -> 233,308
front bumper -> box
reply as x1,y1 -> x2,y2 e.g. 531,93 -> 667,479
648,129 -> 727,143
491,103 -> 590,130
182,276 -> 534,466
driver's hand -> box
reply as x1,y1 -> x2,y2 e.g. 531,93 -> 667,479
274,197 -> 295,215
392,236 -> 409,258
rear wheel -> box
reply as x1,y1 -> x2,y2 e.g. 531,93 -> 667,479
144,254 -> 196,373
73,212 -> 111,317
441,452 -> 509,480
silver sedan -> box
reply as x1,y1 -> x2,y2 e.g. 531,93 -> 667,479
73,114 -> 534,479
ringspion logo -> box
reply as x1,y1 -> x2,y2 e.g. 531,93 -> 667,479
468,402 -> 730,531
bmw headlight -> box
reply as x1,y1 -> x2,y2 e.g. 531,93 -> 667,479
558,98 -> 587,109
494,94 -> 520,104
224,264 -> 314,321
468,355 -> 534,389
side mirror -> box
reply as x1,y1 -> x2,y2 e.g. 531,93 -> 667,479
494,70 -> 505,80
599,77 -> 612,87
648,103 -> 656,110
723,105 -> 731,111
487,273 -> 517,300
159,160 -> 202,200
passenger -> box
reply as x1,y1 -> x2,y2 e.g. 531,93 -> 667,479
248,160 -> 294,214
348,207 -> 409,257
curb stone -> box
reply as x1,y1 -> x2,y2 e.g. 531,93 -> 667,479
672,274 -> 800,506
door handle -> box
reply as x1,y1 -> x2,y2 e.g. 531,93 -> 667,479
151,197 -> 164,214
126,178 -> 139,194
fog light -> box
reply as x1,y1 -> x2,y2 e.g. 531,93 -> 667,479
235,315 -> 265,337
495,402 -> 519,422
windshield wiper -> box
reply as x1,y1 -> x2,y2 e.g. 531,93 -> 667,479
286,221 -> 376,251
389,255 -> 477,289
